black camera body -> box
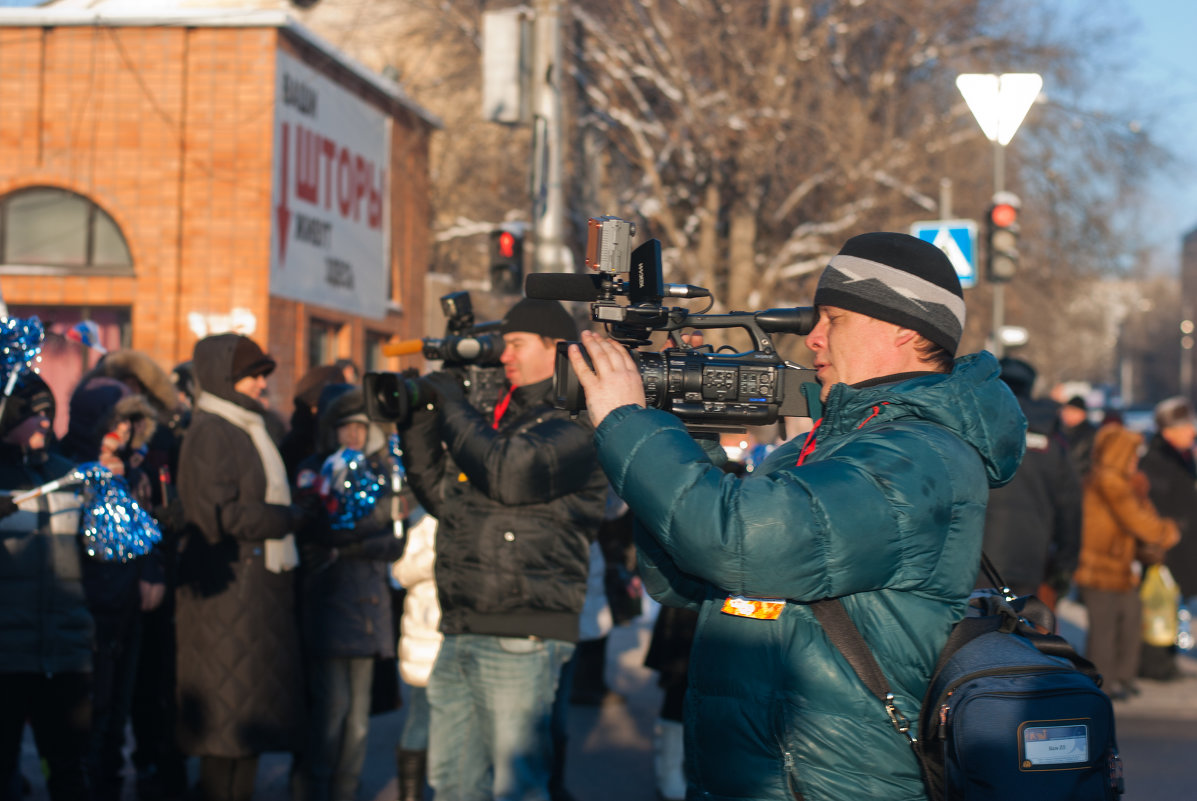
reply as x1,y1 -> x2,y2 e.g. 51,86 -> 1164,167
416,291 -> 506,366
364,291 -> 508,423
529,216 -> 819,433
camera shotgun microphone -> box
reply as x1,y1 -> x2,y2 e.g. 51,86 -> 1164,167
524,273 -> 605,302
381,339 -> 426,357
524,273 -> 712,302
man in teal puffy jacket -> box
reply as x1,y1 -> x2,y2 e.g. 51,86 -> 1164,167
568,232 -> 1026,801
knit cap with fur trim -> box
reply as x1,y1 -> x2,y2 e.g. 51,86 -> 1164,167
814,232 -> 965,355
500,298 -> 578,341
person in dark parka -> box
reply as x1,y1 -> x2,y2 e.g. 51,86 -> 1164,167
58,376 -> 166,801
1141,397 -> 1197,598
294,384 -> 403,801
0,374 -> 94,801
174,333 -> 307,801
1139,396 -> 1197,679
400,299 -> 608,801
979,358 -> 1082,602
1057,395 -> 1099,479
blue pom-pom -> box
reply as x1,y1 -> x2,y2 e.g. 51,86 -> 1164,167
320,448 -> 386,530
0,315 -> 45,389
74,462 -> 163,563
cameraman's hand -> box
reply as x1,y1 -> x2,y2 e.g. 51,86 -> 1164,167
420,371 -> 466,405
568,330 -> 646,428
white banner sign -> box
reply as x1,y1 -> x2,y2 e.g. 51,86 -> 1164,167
270,50 -> 391,319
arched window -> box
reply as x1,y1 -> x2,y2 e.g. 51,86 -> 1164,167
0,186 -> 132,272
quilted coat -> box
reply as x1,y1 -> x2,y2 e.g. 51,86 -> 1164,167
174,335 -> 305,758
1075,425 -> 1180,593
596,351 -> 1025,801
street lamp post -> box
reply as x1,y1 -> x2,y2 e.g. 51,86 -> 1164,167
956,73 -> 1042,358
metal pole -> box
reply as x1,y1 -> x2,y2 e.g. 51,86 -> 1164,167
991,136 -> 1006,358
531,0 -> 568,273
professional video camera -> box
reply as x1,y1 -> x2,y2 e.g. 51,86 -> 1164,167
526,216 -> 819,432
363,291 -> 508,423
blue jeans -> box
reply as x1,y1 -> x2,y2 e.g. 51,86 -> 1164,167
427,633 -> 574,801
305,657 -> 373,801
399,685 -> 430,751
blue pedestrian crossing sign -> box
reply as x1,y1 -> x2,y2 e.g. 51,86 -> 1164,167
910,219 -> 977,288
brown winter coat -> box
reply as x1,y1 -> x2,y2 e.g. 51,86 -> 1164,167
1074,425 -> 1180,593
174,335 -> 305,758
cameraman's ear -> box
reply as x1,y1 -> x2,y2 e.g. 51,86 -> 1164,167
893,326 -> 919,348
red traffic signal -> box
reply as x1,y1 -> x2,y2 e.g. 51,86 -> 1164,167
489,227 -> 524,295
986,192 -> 1021,283
990,202 -> 1018,229
497,231 -> 518,260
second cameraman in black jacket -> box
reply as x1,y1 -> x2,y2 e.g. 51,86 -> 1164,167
400,298 -> 607,801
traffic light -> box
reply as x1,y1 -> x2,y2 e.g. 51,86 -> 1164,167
489,227 -> 524,294
986,191 -> 1021,282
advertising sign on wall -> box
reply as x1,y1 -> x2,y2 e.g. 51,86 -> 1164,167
270,50 -> 391,319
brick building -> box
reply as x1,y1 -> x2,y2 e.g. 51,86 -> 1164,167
0,5 -> 438,426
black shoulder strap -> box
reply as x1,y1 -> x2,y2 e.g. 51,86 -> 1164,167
809,599 -> 918,745
810,597 -> 940,797
809,598 -> 892,703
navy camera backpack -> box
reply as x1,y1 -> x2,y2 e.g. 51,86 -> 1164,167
814,559 -> 1124,801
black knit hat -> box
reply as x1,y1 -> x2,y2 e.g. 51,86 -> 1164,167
998,357 -> 1036,398
0,373 -> 55,438
500,298 -> 578,340
814,232 -> 966,355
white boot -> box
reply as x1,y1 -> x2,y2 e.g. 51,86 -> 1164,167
654,718 -> 686,801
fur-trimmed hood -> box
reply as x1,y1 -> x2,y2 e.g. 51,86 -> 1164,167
84,350 -> 177,413
60,376 -> 159,461
1090,424 -> 1142,479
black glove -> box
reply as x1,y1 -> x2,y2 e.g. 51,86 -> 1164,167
0,495 -> 18,521
289,496 -> 324,530
420,371 -> 467,405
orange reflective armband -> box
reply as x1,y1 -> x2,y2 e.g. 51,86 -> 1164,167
720,595 -> 786,620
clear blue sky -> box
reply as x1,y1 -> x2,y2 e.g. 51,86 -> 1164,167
1125,0 -> 1197,258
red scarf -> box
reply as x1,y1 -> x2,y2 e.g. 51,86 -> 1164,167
492,386 -> 516,429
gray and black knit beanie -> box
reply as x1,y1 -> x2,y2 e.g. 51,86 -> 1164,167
814,232 -> 966,355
